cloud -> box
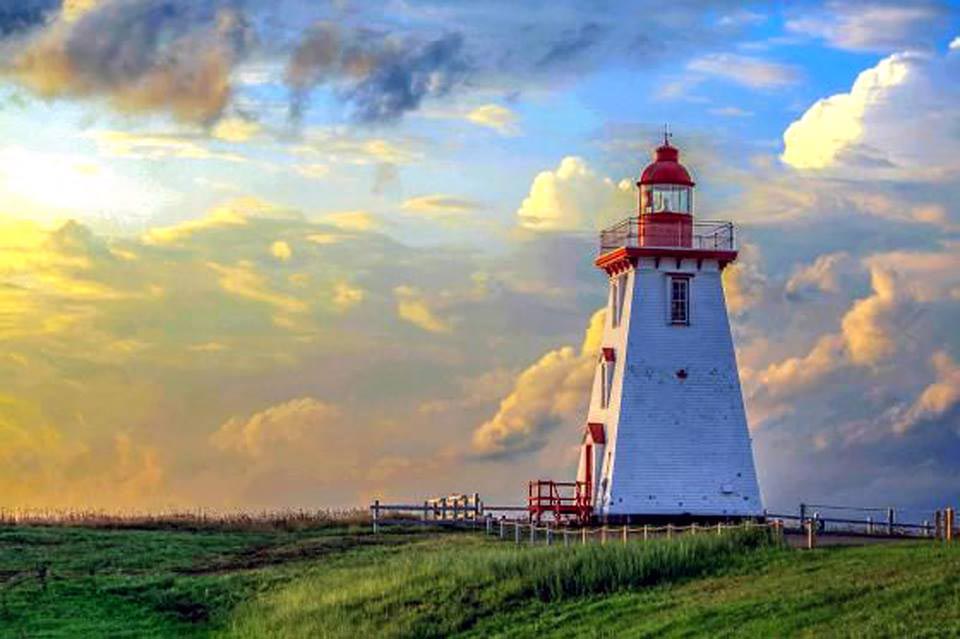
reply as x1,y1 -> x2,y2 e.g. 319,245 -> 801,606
3,0 -> 253,124
85,130 -> 247,163
471,309 -> 603,458
891,352 -> 960,434
296,129 -> 424,165
323,210 -> 380,231
270,240 -> 292,261
688,53 -> 799,88
332,281 -> 364,311
723,243 -> 766,315
782,48 -> 960,178
142,197 -> 286,245
786,2 -> 950,52
211,397 -> 339,458
0,1 -> 59,35
286,23 -> 469,123
516,156 -> 633,231
394,286 -> 452,333
401,194 -> 480,215
785,252 -> 853,299
465,104 -> 520,135
212,116 -> 262,143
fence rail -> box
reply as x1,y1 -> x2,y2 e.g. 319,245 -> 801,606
599,217 -> 735,254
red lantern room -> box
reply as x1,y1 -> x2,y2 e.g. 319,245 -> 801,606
637,134 -> 695,248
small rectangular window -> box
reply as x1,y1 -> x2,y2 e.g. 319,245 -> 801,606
600,358 -> 615,408
615,273 -> 627,327
669,276 -> 689,325
609,279 -> 618,327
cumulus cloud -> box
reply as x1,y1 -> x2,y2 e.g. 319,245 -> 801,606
754,334 -> 847,401
688,53 -> 799,88
211,397 -> 339,458
891,351 -> 960,434
786,2 -> 950,52
785,252 -> 853,299
516,157 -> 633,231
782,48 -> 960,178
3,0 -> 253,124
471,309 -> 603,458
723,242 -> 766,315
286,23 -> 469,123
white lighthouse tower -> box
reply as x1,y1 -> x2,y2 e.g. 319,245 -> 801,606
575,135 -> 762,523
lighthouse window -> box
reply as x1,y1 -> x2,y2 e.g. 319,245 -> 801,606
611,274 -> 627,327
669,276 -> 690,325
601,358 -> 615,408
648,185 -> 692,214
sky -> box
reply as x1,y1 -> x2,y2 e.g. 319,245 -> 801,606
0,0 -> 958,516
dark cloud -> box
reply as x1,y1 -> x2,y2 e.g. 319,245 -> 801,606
537,22 -> 605,68
1,1 -> 763,125
287,23 -> 469,123
3,0 -> 253,123
0,0 -> 58,36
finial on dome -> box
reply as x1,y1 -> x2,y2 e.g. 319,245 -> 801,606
662,123 -> 672,147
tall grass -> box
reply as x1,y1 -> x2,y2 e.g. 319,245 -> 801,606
0,508 -> 370,532
223,527 -> 781,639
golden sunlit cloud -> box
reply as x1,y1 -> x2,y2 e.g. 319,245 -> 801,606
323,211 -> 381,231
270,240 -> 293,261
465,104 -> 520,135
394,286 -> 452,333
517,157 -> 632,231
401,194 -> 480,215
212,117 -> 262,143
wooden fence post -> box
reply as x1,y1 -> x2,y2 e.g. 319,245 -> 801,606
717,522 -> 722,536
667,523 -> 673,540
499,519 -> 505,539
581,527 -> 587,545
441,497 -> 447,521
474,492 -> 480,521
935,510 -> 943,540
622,525 -> 628,545
866,516 -> 873,535
373,500 -> 380,535
691,522 -> 698,536
947,508 -> 955,542
515,522 -> 521,545
643,524 -> 648,541
564,529 -> 570,547
486,515 -> 492,535
806,520 -> 816,550
887,508 -> 895,536
601,526 -> 607,545
799,503 -> 807,529
530,524 -> 535,545
546,527 -> 552,546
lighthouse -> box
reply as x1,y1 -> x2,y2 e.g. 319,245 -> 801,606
575,135 -> 762,523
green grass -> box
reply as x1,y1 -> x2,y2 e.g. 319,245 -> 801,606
220,528 -> 777,639
0,523 -> 957,638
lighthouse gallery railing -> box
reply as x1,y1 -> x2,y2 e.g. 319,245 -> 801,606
599,217 -> 735,254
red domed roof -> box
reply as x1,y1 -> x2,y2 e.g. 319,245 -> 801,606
638,142 -> 695,187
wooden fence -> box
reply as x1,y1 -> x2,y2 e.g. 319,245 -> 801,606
485,518 -> 786,547
370,499 -> 959,548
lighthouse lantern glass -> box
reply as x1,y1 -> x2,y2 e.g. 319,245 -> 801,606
642,185 -> 692,214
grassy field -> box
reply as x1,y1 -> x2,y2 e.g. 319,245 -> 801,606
0,522 -> 957,638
